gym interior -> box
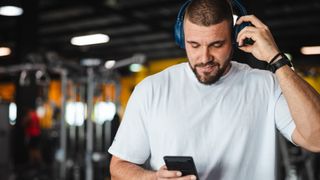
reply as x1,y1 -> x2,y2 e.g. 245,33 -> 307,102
0,0 -> 319,179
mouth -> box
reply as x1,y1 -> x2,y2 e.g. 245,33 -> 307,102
196,63 -> 217,74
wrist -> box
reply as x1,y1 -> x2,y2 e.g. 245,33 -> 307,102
268,52 -> 283,64
267,53 -> 293,73
266,50 -> 281,63
145,170 -> 157,180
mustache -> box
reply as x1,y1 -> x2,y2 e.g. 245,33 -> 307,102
194,60 -> 218,68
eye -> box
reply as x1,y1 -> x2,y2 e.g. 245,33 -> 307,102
191,43 -> 200,48
209,41 -> 225,48
212,42 -> 223,48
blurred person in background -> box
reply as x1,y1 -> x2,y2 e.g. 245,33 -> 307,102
23,108 -> 43,167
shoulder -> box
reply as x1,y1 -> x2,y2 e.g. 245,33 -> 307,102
231,61 -> 279,92
129,63 -> 186,107
149,62 -> 186,80
232,61 -> 276,82
137,63 -> 186,88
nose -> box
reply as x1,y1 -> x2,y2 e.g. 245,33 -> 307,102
200,47 -> 213,64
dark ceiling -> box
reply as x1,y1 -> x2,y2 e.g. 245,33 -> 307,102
0,0 -> 320,72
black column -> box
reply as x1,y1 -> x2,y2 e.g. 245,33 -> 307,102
13,0 -> 39,165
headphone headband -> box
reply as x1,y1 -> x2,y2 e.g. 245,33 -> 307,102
176,0 -> 192,21
232,0 -> 247,16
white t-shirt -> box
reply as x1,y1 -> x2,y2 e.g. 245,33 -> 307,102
108,61 -> 296,180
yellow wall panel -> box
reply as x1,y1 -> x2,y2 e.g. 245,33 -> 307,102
0,83 -> 15,101
48,80 -> 62,107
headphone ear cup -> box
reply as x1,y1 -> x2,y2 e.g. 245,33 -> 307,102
174,19 -> 185,48
174,0 -> 191,49
233,21 -> 254,48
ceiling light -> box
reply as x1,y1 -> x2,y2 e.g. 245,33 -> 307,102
0,6 -> 23,16
105,60 -> 116,69
301,46 -> 320,55
71,34 -> 110,46
0,47 -> 11,56
129,64 -> 143,72
80,58 -> 101,66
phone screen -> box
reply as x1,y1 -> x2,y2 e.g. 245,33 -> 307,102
163,156 -> 199,179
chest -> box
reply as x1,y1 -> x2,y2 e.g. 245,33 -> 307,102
149,83 -> 267,130
146,81 -> 276,177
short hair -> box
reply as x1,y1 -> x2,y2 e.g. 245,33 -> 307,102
185,0 -> 233,27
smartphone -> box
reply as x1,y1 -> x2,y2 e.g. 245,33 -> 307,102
163,156 -> 199,179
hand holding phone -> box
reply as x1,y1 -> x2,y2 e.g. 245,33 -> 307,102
163,156 -> 199,179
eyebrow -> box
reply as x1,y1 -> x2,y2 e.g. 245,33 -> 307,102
186,40 -> 226,46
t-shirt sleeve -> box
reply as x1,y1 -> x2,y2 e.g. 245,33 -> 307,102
274,90 -> 296,145
108,81 -> 151,164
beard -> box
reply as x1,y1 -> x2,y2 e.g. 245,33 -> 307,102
189,59 -> 230,85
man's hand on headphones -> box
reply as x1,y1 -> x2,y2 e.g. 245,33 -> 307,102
236,15 -> 280,63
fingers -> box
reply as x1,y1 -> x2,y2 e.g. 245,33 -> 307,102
235,15 -> 280,61
157,165 -> 182,178
236,15 -> 268,29
160,165 -> 168,170
157,175 -> 197,180
173,175 -> 197,180
237,43 -> 253,53
156,165 -> 197,180
236,26 -> 257,47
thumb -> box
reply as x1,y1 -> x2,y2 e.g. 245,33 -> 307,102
238,45 -> 252,53
159,165 -> 167,170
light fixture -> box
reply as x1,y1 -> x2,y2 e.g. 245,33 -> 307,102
36,105 -> 45,119
94,101 -> 116,124
105,60 -> 116,69
129,63 -> 143,72
71,34 -> 110,46
301,46 -> 320,55
9,102 -> 17,125
0,47 -> 11,56
80,58 -> 101,66
0,6 -> 23,16
66,102 -> 86,126
92,152 -> 106,162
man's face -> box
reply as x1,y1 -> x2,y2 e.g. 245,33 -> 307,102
184,19 -> 233,85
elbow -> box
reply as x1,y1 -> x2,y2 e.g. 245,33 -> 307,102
314,147 -> 320,153
312,128 -> 320,152
295,127 -> 320,153
109,156 -> 120,179
305,145 -> 320,153
310,138 -> 320,153
306,129 -> 320,153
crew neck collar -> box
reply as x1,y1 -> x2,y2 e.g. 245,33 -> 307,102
185,61 -> 235,86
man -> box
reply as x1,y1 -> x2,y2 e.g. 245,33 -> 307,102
108,0 -> 320,179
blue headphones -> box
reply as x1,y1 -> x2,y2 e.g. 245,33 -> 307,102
174,0 -> 253,49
